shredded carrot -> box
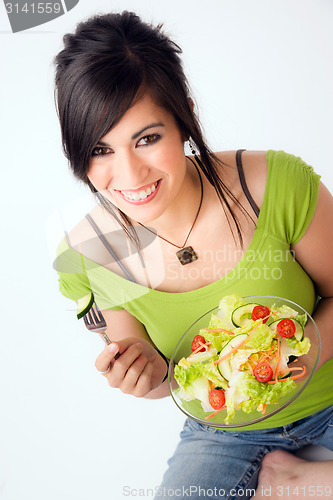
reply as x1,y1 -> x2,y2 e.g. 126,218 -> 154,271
274,336 -> 281,383
246,361 -> 254,375
259,345 -> 276,356
204,328 -> 235,335
258,354 -> 267,364
267,365 -> 307,383
204,328 -> 224,333
244,319 -> 264,344
213,337 -> 248,364
262,311 -> 278,322
259,350 -> 277,364
261,403 -> 267,414
189,341 -> 212,357
205,405 -> 227,420
279,367 -> 305,373
290,366 -> 307,380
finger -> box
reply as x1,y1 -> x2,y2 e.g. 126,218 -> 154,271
118,354 -> 147,393
107,343 -> 143,387
132,361 -> 154,397
95,343 -> 119,373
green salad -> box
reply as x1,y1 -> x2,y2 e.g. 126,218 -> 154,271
174,295 -> 311,424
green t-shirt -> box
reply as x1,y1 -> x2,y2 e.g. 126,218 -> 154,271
56,150 -> 332,430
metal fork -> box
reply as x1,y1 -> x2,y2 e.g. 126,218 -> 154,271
83,299 -> 120,359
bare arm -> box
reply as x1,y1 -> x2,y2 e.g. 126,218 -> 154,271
94,308 -> 170,398
255,180 -> 333,499
291,182 -> 333,370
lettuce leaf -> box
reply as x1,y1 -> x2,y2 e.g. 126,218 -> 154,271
187,347 -> 218,364
174,363 -> 213,411
174,361 -> 204,386
245,324 -> 276,351
224,371 -> 296,422
295,314 -> 307,328
202,360 -> 229,390
270,303 -> 299,320
218,294 -> 245,328
201,329 -> 233,352
285,336 -> 311,356
207,315 -> 231,331
176,375 -> 213,411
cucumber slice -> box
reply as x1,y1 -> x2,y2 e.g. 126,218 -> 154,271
269,318 -> 304,341
231,303 -> 260,327
217,333 -> 248,381
77,292 -> 94,319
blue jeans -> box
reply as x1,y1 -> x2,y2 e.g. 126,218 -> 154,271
155,406 -> 333,499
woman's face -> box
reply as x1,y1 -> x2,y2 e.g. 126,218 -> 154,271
87,94 -> 188,225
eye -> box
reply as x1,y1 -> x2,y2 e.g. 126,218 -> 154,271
136,134 -> 161,147
91,146 -> 112,158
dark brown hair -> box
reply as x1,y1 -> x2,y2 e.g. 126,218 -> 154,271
54,11 -> 250,244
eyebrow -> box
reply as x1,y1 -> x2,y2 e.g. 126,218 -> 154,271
96,123 -> 165,146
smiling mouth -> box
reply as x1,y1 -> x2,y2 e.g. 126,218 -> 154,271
115,180 -> 161,203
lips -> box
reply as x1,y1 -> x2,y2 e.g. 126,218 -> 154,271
114,180 -> 161,205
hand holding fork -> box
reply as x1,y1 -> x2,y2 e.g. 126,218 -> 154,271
81,295 -> 169,393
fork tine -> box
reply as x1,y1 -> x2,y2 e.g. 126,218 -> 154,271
93,302 -> 105,323
81,300 -> 116,353
86,310 -> 93,325
91,306 -> 101,324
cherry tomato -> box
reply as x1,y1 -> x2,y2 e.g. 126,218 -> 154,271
191,334 -> 206,352
276,318 -> 296,338
251,305 -> 270,323
253,362 -> 273,383
209,389 -> 226,409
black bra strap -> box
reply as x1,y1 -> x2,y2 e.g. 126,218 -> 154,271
236,149 -> 260,218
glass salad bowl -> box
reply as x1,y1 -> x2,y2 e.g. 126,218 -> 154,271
168,295 -> 320,428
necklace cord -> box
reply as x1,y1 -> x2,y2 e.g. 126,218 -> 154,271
137,156 -> 203,249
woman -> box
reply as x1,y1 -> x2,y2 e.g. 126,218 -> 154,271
54,11 -> 333,499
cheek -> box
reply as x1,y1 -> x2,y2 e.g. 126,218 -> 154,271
87,163 -> 111,191
155,137 -> 186,173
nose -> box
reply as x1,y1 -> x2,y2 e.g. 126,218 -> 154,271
112,150 -> 149,189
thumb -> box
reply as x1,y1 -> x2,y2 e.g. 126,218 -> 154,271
105,337 -> 143,357
104,342 -> 120,359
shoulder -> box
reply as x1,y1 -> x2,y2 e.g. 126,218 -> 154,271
66,204 -> 121,252
214,150 -> 268,210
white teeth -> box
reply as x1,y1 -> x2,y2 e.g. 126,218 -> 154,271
120,182 -> 158,201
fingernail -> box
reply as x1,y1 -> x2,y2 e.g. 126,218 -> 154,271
107,343 -> 119,355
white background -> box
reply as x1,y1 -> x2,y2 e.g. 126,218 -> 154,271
1,1 -> 333,499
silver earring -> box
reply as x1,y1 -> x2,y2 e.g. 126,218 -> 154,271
188,139 -> 196,155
